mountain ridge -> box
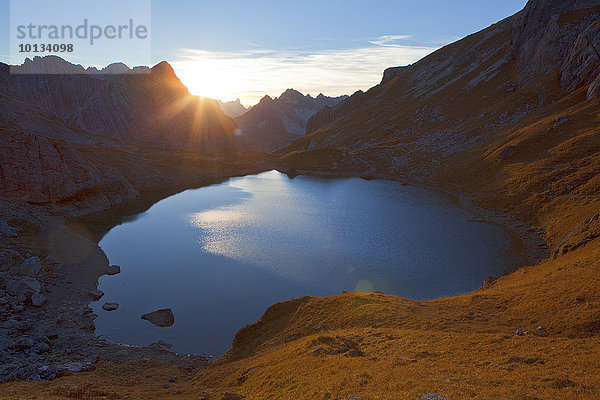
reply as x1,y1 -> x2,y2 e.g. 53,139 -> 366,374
235,88 -> 348,152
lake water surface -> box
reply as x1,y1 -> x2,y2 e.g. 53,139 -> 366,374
93,170 -> 522,356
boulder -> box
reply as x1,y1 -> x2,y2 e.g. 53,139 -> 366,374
0,221 -> 20,238
535,326 -> 549,337
419,395 -> 452,400
141,308 -> 174,327
515,328 -> 524,336
56,361 -> 95,375
5,276 -> 41,296
147,340 -> 173,351
222,393 -> 244,400
0,249 -> 21,268
31,294 -> 47,307
19,257 -> 42,277
102,302 -> 119,311
88,289 -> 104,301
106,265 -> 121,276
13,337 -> 35,350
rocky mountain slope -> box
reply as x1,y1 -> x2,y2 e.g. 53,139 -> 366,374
2,56 -> 241,151
235,89 -> 347,151
0,56 -> 266,206
218,99 -> 249,118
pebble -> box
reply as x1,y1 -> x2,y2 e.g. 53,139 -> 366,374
515,328 -> 524,336
419,394 -> 452,400
535,326 -> 548,337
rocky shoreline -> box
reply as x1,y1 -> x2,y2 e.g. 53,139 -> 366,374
0,166 -> 267,383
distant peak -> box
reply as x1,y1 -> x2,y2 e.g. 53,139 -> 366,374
278,88 -> 307,103
14,55 -> 86,74
259,95 -> 274,103
151,61 -> 176,77
103,62 -> 131,73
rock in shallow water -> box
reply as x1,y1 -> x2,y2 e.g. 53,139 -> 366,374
106,265 -> 121,276
88,289 -> 104,301
147,340 -> 173,351
141,308 -> 174,327
102,302 -> 119,311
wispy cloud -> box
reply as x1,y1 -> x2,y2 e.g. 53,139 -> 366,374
368,35 -> 413,46
171,37 -> 438,106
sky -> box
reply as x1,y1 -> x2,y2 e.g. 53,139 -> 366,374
0,0 -> 528,105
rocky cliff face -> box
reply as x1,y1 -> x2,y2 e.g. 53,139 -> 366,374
235,89 -> 347,152
1,57 -> 241,152
0,130 -> 135,204
281,0 -> 600,154
0,56 -> 257,205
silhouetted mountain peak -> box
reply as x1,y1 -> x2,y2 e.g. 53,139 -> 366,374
151,61 -> 176,78
259,95 -> 275,104
15,56 -> 86,74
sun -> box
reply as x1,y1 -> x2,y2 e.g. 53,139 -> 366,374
173,60 -> 244,103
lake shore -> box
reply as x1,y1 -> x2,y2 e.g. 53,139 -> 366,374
0,165 -> 549,383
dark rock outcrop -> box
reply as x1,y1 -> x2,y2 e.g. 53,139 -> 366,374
561,20 -> 600,94
0,131 -> 118,203
512,0 -> 600,87
381,65 -> 410,85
